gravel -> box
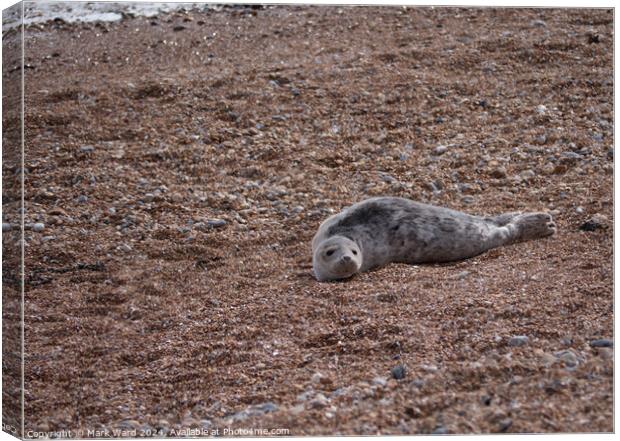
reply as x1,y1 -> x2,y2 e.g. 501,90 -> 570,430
6,5 -> 612,436
508,336 -> 529,347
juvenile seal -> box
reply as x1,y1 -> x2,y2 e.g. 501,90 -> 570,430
312,197 -> 556,282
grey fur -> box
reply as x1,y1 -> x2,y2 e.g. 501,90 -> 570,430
312,197 -> 556,282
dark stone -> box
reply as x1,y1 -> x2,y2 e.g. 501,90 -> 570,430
391,364 -> 406,380
579,214 -> 608,232
590,339 -> 613,348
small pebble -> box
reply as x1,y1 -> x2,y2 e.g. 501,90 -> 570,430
296,390 -> 314,402
372,377 -> 388,387
452,270 -> 470,280
508,336 -> 529,347
290,404 -> 305,415
32,223 -> 45,233
432,426 -> 448,435
311,372 -> 324,384
80,145 -> 95,153
119,244 -> 132,252
490,167 -> 507,179
590,339 -> 613,348
2,223 -> 11,232
499,418 -> 513,432
580,214 -> 608,231
253,402 -> 278,413
411,379 -> 424,388
391,364 -> 406,380
520,169 -> 536,179
433,145 -> 448,155
207,219 -> 227,228
561,151 -> 584,161
77,195 -> 88,203
555,350 -> 578,367
309,393 -> 328,409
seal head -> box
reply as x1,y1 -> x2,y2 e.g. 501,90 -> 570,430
312,235 -> 362,282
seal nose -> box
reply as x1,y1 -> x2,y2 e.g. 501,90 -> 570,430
341,255 -> 351,263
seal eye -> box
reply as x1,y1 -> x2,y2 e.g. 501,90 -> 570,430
352,250 -> 358,255
326,249 -> 335,257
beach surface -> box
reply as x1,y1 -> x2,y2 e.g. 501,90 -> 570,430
2,5 -> 613,435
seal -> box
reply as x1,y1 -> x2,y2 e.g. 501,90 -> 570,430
312,197 -> 556,282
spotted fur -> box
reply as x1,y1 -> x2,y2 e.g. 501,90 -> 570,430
312,197 -> 556,281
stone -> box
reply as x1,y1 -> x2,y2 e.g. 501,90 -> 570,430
520,169 -> 536,179
77,195 -> 88,203
555,350 -> 578,367
290,404 -> 305,415
590,339 -> 613,348
296,390 -> 314,402
580,214 -> 608,231
433,145 -> 448,155
80,145 -> 95,153
372,377 -> 388,387
2,223 -> 11,232
391,364 -> 406,380
309,393 -> 328,409
311,372 -> 324,384
490,167 -> 507,179
32,223 -> 45,233
499,418 -> 513,432
561,151 -> 584,161
508,336 -> 529,347
207,219 -> 227,228
252,402 -> 278,414
452,270 -> 470,280
432,426 -> 448,434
